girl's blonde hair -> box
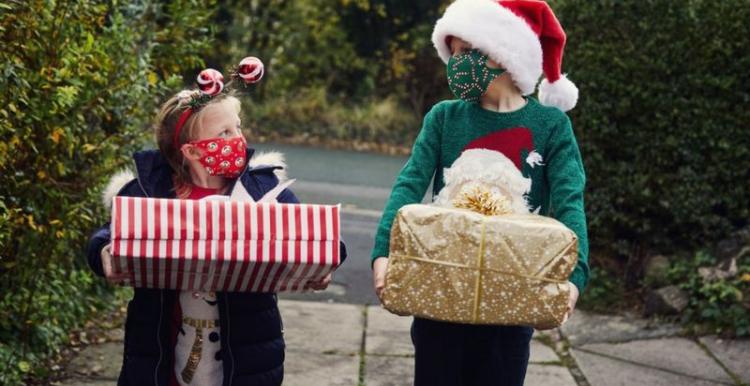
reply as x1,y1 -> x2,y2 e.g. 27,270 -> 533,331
154,90 -> 242,198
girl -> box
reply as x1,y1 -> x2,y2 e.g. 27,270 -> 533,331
371,1 -> 589,385
86,68 -> 341,385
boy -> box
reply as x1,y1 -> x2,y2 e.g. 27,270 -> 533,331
371,1 -> 589,385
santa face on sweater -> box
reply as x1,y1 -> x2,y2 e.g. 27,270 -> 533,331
434,148 -> 532,215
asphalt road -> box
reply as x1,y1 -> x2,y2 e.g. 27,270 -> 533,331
254,142 -> 425,305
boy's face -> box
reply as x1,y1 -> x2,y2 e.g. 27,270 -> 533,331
449,36 -> 504,70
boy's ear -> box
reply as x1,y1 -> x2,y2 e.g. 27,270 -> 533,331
180,144 -> 202,161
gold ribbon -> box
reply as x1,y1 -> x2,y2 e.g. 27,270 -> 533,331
180,317 -> 219,383
472,221 -> 488,322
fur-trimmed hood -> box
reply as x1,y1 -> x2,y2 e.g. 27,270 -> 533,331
102,149 -> 289,209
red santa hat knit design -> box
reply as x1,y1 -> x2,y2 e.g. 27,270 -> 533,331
432,0 -> 578,111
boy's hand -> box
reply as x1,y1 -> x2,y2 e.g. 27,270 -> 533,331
537,281 -> 579,330
306,273 -> 333,291
101,243 -> 128,285
563,281 -> 580,323
372,257 -> 389,302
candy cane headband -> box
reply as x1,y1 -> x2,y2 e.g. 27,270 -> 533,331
173,56 -> 265,149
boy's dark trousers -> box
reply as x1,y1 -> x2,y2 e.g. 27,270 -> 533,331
411,317 -> 533,386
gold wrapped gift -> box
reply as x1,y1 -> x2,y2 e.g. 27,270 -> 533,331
382,204 -> 577,329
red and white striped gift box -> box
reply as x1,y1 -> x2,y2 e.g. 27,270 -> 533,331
110,196 -> 341,293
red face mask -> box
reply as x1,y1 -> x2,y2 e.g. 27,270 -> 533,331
189,136 -> 247,178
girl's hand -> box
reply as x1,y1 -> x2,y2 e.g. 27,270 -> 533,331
101,243 -> 128,285
372,257 -> 388,302
306,273 -> 332,291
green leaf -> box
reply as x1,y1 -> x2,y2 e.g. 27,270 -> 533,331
18,361 -> 30,373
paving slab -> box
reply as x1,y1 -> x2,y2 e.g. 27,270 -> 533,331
366,355 -> 414,386
366,305 -> 414,356
280,300 -> 364,355
577,338 -> 732,384
59,380 -> 115,386
571,348 -> 728,386
699,335 -> 750,382
533,328 -> 554,341
560,310 -> 681,346
64,342 -> 122,380
283,350 -> 360,386
525,364 -> 577,386
530,340 -> 560,363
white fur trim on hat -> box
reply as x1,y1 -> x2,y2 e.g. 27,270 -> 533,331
538,74 -> 578,112
432,0 -> 543,95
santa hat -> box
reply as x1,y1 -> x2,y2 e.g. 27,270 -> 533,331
432,0 -> 578,111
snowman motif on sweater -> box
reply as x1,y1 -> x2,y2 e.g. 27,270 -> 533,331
175,290 -> 223,386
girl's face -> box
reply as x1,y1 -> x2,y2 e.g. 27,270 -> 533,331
180,98 -> 247,178
194,99 -> 243,141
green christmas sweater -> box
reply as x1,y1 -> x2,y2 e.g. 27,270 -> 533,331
371,97 -> 590,292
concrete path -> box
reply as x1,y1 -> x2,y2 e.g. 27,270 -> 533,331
59,301 -> 749,386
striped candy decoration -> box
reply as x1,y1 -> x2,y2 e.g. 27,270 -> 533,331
110,196 -> 341,293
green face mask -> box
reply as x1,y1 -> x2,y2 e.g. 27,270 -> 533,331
447,49 -> 506,103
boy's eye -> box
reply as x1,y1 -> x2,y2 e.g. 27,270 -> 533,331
452,47 -> 472,57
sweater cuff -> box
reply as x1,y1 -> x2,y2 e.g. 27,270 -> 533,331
370,245 -> 390,267
569,269 -> 587,295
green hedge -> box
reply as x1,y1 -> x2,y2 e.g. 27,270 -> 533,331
554,0 -> 750,257
0,1 -> 214,384
245,87 -> 420,146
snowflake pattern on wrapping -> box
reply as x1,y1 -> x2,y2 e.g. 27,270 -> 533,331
382,205 -> 578,329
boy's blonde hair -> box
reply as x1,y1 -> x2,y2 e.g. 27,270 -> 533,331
154,90 -> 242,198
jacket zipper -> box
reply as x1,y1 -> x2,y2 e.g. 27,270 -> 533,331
225,295 -> 235,385
131,160 -> 164,386
154,291 -> 164,385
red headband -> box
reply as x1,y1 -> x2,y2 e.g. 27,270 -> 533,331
173,108 -> 194,149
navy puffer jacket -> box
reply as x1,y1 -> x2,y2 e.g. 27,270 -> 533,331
86,148 -> 346,386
